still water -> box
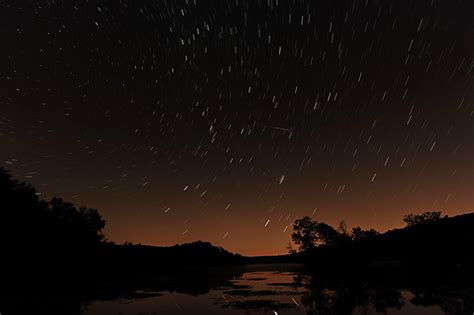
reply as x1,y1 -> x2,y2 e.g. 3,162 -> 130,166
81,264 -> 469,315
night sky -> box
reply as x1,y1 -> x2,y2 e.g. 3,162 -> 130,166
1,0 -> 473,255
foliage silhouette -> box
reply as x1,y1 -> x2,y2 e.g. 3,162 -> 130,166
0,168 -> 245,313
403,211 -> 443,226
291,217 -> 371,252
2,167 -> 473,314
291,217 -> 345,251
0,168 -> 243,288
290,211 -> 474,285
0,168 -> 106,293
351,226 -> 379,242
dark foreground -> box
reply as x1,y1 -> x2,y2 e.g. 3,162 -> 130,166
2,264 -> 473,315
1,169 -> 473,314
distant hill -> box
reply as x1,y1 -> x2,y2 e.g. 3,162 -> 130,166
97,240 -> 245,277
3,165 -> 472,294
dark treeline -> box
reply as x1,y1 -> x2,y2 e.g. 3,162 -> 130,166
1,166 -> 473,300
1,168 -> 105,293
288,212 -> 474,286
0,167 -> 243,294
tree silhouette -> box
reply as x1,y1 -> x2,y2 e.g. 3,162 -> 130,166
79,206 -> 106,238
336,220 -> 353,245
291,217 -> 344,252
49,197 -> 105,243
403,211 -> 443,226
291,217 -> 319,251
0,167 -> 106,291
351,227 -> 379,241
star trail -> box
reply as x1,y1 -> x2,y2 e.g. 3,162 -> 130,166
1,0 -> 472,255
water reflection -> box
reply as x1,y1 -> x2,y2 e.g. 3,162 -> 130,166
1,264 -> 471,314
78,265 -> 473,315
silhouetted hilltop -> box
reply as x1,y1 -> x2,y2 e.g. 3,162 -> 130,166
1,166 -> 473,294
299,212 -> 474,285
364,212 -> 474,262
98,240 -> 244,277
0,167 -> 248,293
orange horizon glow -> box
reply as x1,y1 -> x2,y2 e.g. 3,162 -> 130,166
100,204 -> 473,256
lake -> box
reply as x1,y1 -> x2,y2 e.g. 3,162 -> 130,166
80,264 -> 470,315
